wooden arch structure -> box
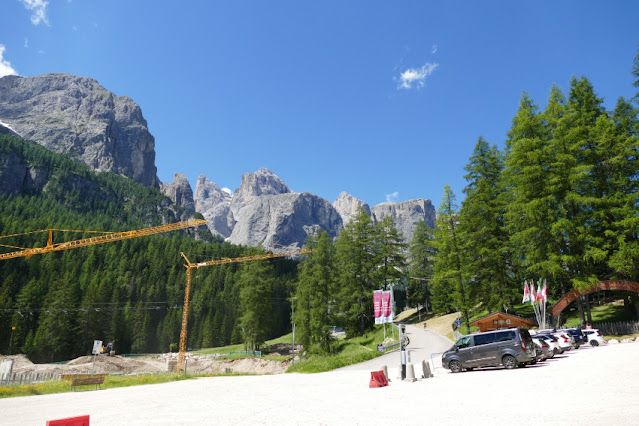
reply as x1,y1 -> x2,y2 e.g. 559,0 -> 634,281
550,280 -> 639,318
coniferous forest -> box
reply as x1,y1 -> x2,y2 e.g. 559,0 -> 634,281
1,48 -> 638,362
0,134 -> 298,362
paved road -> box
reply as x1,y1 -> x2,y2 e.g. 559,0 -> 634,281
2,342 -> 638,425
338,324 -> 453,377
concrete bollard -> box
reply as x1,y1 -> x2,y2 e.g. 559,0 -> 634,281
405,363 -> 416,382
381,365 -> 390,382
422,359 -> 433,378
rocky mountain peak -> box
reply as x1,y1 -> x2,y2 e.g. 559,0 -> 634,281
160,173 -> 195,213
333,191 -> 371,225
0,73 -> 159,187
194,175 -> 234,238
233,168 -> 291,202
371,199 -> 436,242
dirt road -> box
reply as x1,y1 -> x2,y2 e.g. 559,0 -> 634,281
2,340 -> 638,425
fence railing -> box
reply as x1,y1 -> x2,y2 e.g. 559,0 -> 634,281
592,320 -> 639,336
0,371 -> 59,386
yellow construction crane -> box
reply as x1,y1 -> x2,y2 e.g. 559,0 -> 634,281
177,247 -> 312,373
0,219 -> 208,260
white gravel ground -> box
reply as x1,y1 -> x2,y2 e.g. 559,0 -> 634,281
1,339 -> 638,425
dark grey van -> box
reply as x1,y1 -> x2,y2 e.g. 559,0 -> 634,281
442,327 -> 535,373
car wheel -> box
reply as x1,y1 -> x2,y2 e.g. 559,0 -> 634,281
502,355 -> 517,369
449,360 -> 462,373
591,340 -> 599,347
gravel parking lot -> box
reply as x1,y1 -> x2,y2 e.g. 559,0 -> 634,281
1,340 -> 638,425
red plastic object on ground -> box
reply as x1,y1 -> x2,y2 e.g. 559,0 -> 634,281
46,415 -> 90,426
369,370 -> 389,388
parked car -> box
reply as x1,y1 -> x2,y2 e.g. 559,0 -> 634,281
535,334 -> 563,354
551,331 -> 573,352
583,329 -> 606,346
564,328 -> 587,348
532,337 -> 553,360
442,327 -> 536,373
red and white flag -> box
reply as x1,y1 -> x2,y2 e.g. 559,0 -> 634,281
522,281 -> 530,303
541,280 -> 547,302
536,282 -> 542,303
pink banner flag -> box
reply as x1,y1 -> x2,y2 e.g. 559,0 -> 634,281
374,290 -> 383,325
382,291 -> 393,323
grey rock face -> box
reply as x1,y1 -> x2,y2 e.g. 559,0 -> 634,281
0,73 -> 159,187
333,191 -> 371,225
161,173 -> 195,213
232,168 -> 291,207
227,192 -> 343,248
371,199 -> 436,242
192,169 -> 343,248
194,175 -> 234,238
191,168 -> 435,249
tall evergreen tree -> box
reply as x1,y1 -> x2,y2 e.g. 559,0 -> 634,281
375,216 -> 407,288
335,207 -> 380,336
461,137 -> 514,311
407,220 -> 436,312
504,90 -> 566,296
431,186 -> 470,332
295,230 -> 336,354
237,258 -> 275,351
606,97 -> 639,280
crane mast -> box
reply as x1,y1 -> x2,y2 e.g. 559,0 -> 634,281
177,247 -> 312,373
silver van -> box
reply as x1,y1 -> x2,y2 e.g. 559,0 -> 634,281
442,327 -> 535,373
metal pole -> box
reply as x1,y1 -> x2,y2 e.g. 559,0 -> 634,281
291,297 -> 297,365
8,326 -> 15,355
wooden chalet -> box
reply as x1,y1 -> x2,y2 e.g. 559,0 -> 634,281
471,312 -> 536,332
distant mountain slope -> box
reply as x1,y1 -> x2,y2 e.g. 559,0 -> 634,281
0,73 -> 159,188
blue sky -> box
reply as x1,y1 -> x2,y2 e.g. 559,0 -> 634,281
1,1 -> 638,208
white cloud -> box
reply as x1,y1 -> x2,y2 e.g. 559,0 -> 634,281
0,45 -> 18,77
385,192 -> 399,203
24,38 -> 29,48
21,0 -> 50,26
222,187 -> 232,197
395,62 -> 439,90
431,44 -> 438,54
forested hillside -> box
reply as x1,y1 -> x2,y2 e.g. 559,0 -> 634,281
0,133 -> 298,362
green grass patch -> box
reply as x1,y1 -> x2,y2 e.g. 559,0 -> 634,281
194,333 -> 293,356
0,374 -> 192,399
286,326 -> 388,374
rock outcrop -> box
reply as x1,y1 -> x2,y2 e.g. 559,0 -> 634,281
193,169 -> 343,248
371,199 -> 436,243
333,191 -> 371,226
194,175 -> 234,238
161,173 -> 195,213
227,192 -> 343,248
0,73 -> 159,187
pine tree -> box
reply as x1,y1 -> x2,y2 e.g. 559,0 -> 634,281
335,207 -> 380,336
431,186 -> 470,332
375,216 -> 407,288
238,258 -> 275,351
504,90 -> 566,296
606,97 -> 639,280
461,137 -> 514,311
295,230 -> 336,354
408,220 -> 436,312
